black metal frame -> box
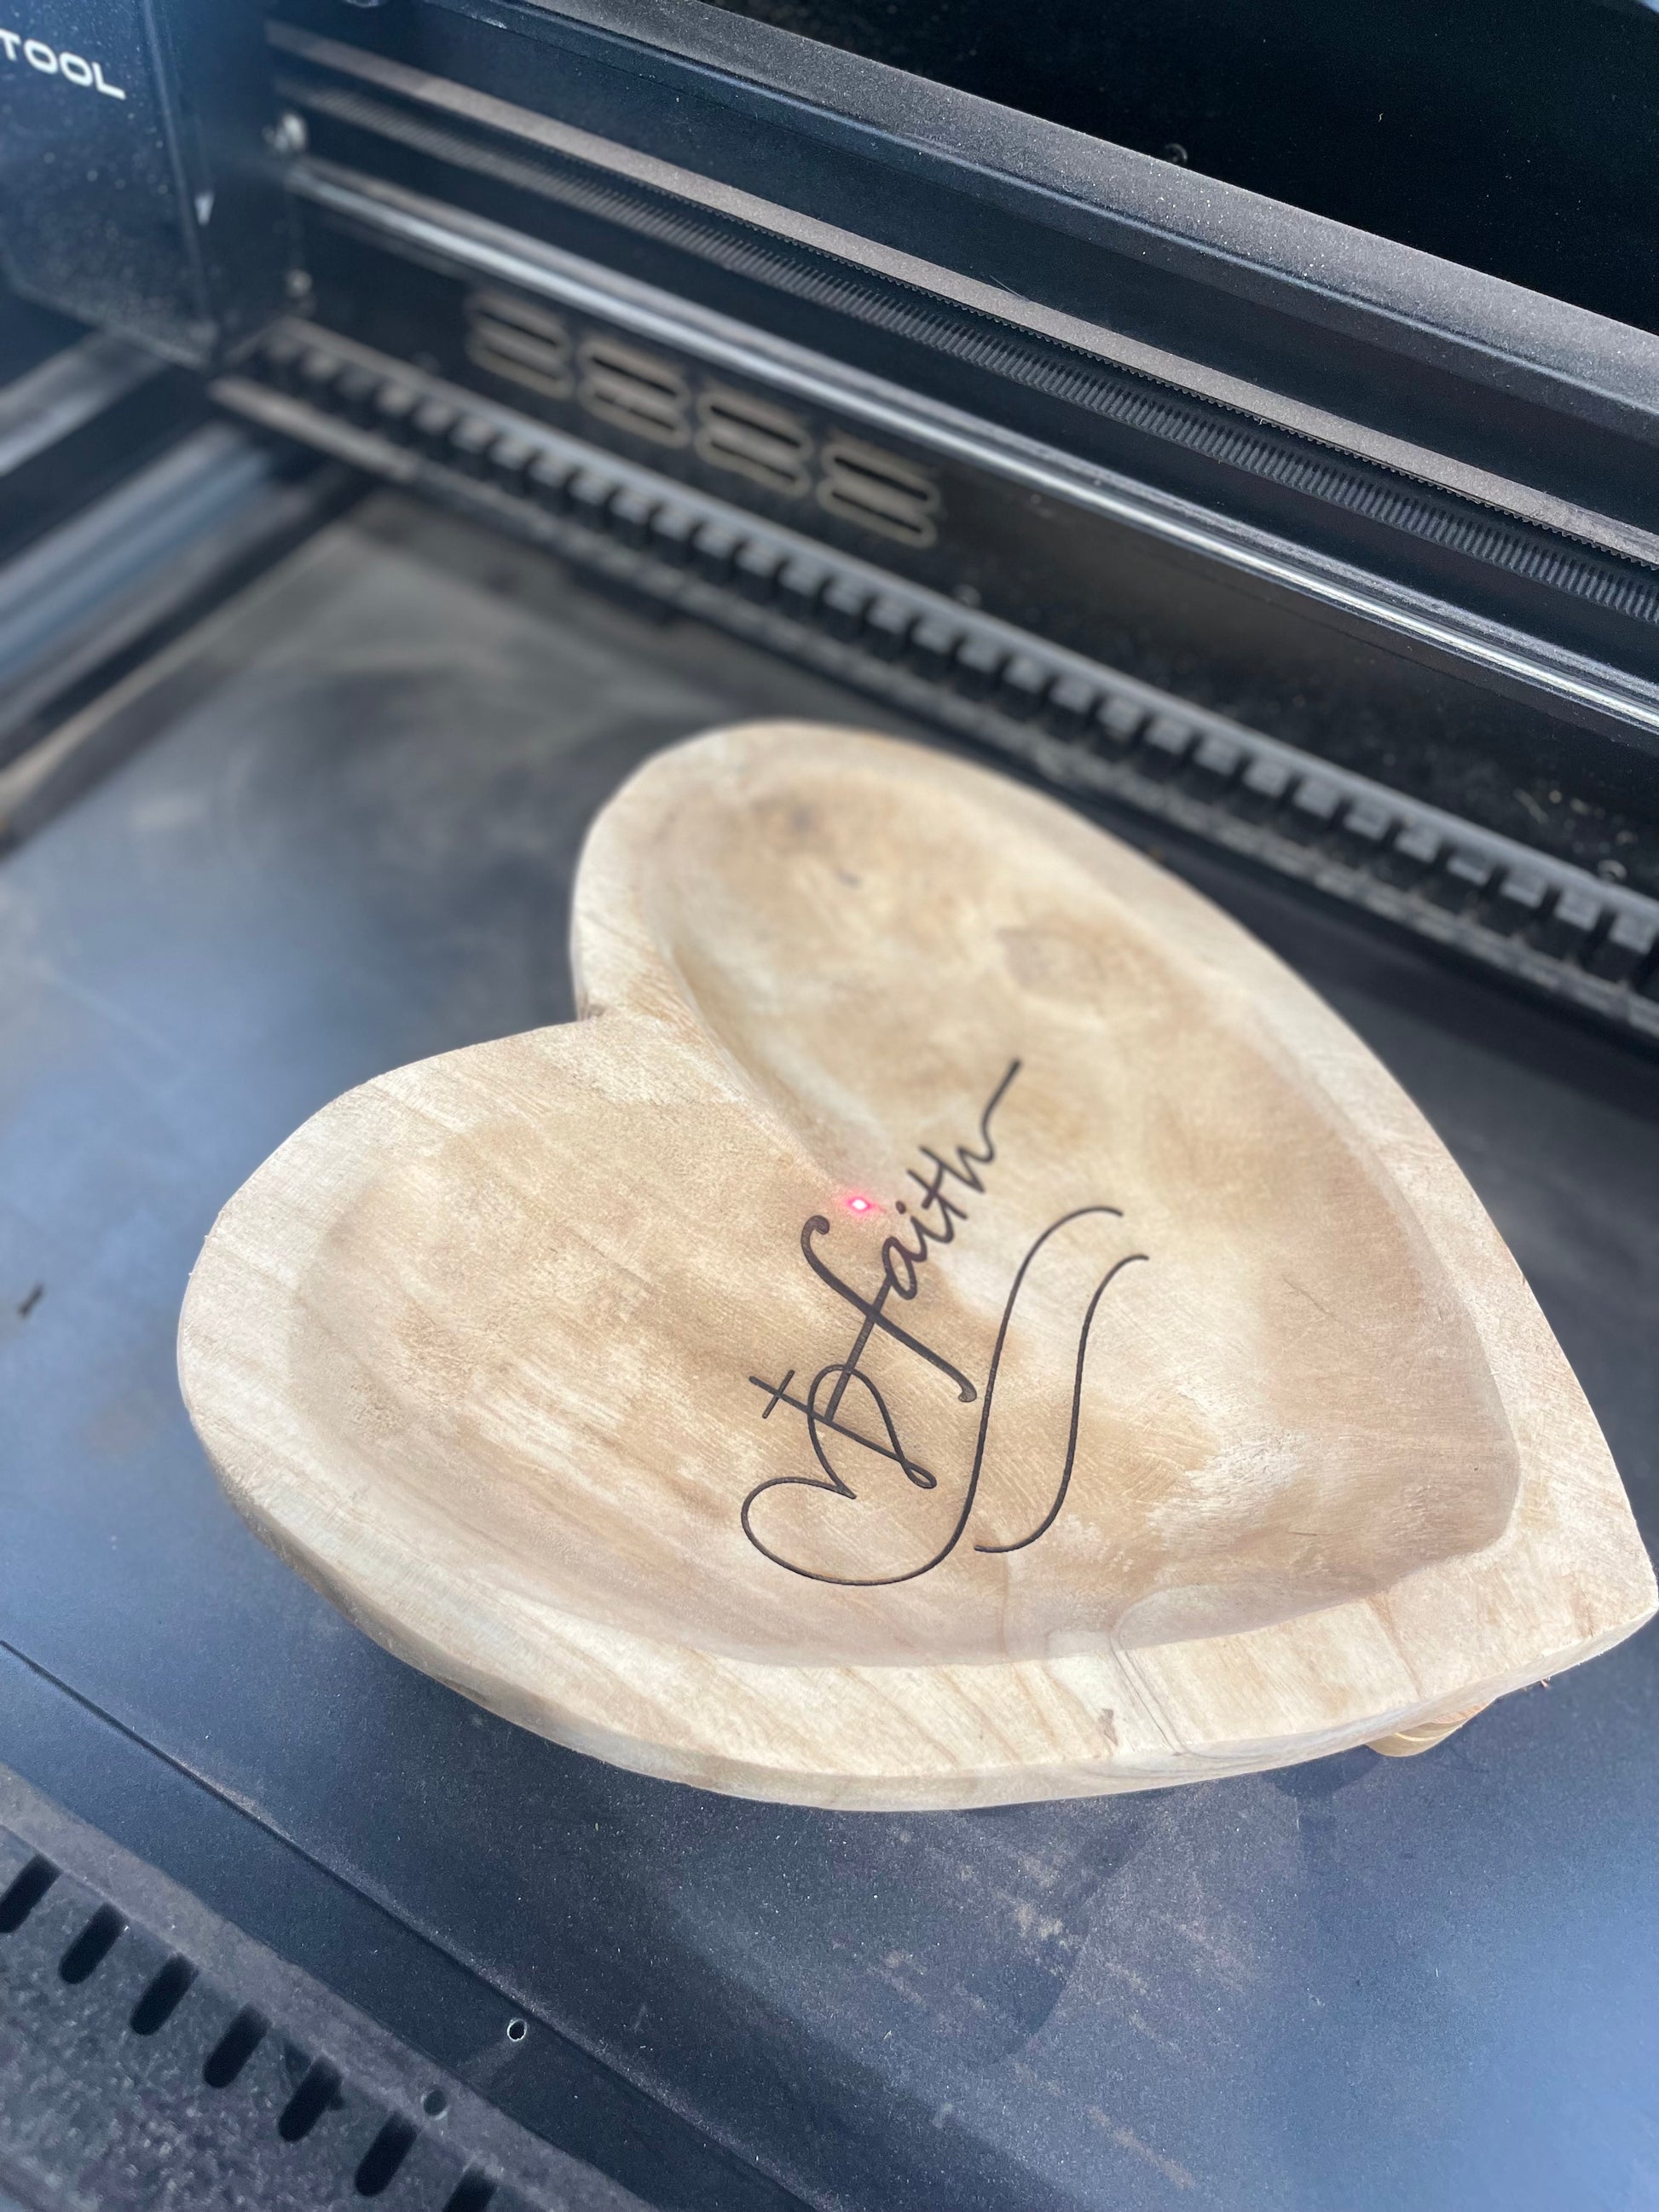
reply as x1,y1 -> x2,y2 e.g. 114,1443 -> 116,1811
215,313 -> 1659,1042
272,0 -> 1659,558
0,0 -> 292,362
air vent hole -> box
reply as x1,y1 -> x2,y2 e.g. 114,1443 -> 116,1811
695,385 -> 812,498
463,292 -> 575,402
59,1903 -> 125,1984
575,336 -> 691,446
278,2057 -> 344,2142
0,1856 -> 58,1932
204,2006 -> 269,2088
444,2171 -> 497,2212
817,437 -> 940,547
356,2113 -> 418,2196
130,1953 -> 197,2036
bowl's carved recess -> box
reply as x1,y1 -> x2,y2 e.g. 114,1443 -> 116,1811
178,724 -> 1655,1809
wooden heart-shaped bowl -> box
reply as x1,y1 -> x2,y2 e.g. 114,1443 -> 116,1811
178,723 -> 1654,1808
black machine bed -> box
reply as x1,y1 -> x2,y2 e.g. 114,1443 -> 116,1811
3,0 -> 1659,2203
2,491 -> 1656,2212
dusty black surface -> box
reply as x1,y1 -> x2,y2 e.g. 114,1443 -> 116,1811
0,1770 -> 647,2212
2,493 -> 1656,2212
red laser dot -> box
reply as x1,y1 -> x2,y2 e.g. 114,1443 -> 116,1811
844,1193 -> 876,1216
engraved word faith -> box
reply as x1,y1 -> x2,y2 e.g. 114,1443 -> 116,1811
743,1062 -> 1147,1584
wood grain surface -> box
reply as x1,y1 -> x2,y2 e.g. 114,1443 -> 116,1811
177,723 -> 1656,1808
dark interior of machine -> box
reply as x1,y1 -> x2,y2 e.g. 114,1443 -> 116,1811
702,0 -> 1659,329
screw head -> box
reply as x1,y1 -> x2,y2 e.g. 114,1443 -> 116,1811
265,111 -> 308,157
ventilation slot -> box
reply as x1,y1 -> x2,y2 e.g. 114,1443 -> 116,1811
203,2005 -> 269,2088
59,1904 -> 125,1984
694,385 -> 812,498
576,336 -> 690,446
355,2114 -> 418,2196
0,1855 -> 57,1932
279,2056 -> 344,2141
817,437 -> 940,546
130,1954 -> 197,2036
443,2171 -> 497,2212
465,288 -> 573,402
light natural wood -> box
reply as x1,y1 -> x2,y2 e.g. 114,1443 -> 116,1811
177,722 -> 1656,1809
1367,1705 -> 1488,1758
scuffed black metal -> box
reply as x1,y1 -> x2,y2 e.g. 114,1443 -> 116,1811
0,0 -> 290,364
0,1769 -> 649,2212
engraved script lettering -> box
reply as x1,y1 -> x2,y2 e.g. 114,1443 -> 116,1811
743,1063 -> 1148,1583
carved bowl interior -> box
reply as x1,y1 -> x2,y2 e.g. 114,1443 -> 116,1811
211,725 -> 1521,1672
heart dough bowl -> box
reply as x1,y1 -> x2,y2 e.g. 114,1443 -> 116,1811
178,722 -> 1655,1809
